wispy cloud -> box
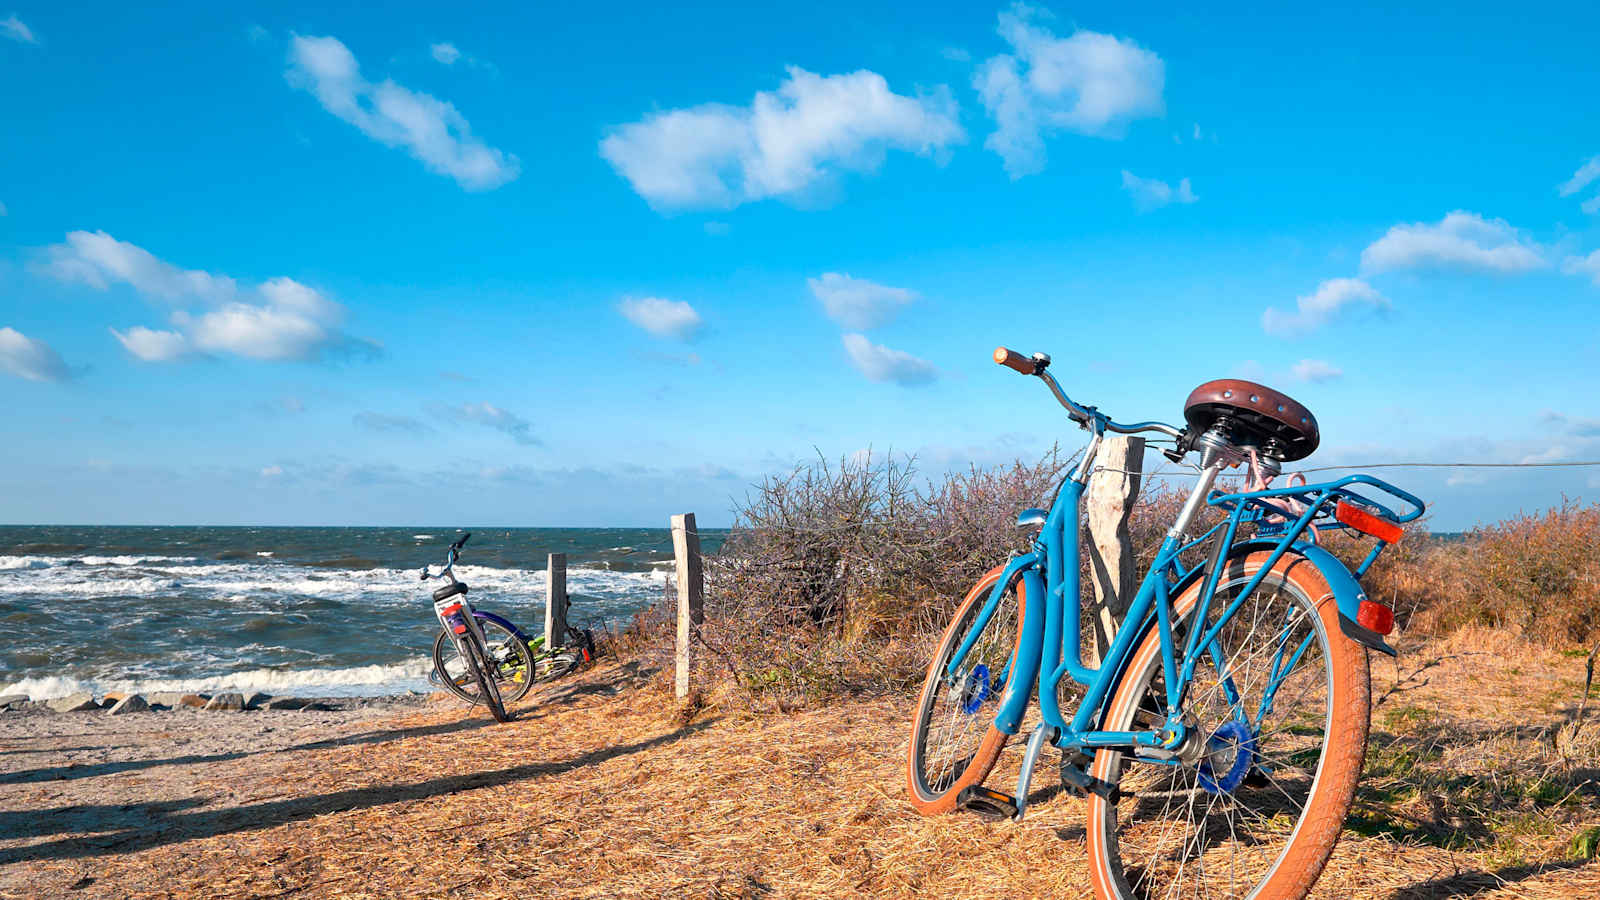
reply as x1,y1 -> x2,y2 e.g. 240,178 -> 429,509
841,333 -> 938,385
0,326 -> 72,382
44,230 -> 368,363
1261,278 -> 1388,337
286,34 -> 518,191
1291,358 -> 1343,382
1558,155 -> 1600,200
1119,170 -> 1196,211
808,273 -> 916,329
429,42 -> 460,65
974,4 -> 1165,178
1360,211 -> 1545,274
600,66 -> 962,211
618,297 -> 703,340
1,14 -> 36,44
446,402 -> 539,445
353,411 -> 432,433
1562,249 -> 1600,285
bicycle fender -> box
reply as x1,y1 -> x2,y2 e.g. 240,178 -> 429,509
1229,540 -> 1397,657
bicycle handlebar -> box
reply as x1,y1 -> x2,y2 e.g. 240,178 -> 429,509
993,346 -> 1184,441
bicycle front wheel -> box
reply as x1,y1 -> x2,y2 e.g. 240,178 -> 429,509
433,617 -> 536,704
1086,550 -> 1370,900
906,565 -> 1027,815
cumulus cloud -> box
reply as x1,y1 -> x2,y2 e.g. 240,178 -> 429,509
1563,249 -> 1600,285
1119,170 -> 1196,211
599,66 -> 963,210
618,297 -> 703,340
429,42 -> 460,65
974,4 -> 1165,177
1360,211 -> 1545,274
808,273 -> 916,329
841,333 -> 938,385
1261,278 -> 1388,337
43,231 -> 364,363
1,14 -> 35,44
0,326 -> 71,382
286,34 -> 518,191
1291,359 -> 1343,382
447,402 -> 539,445
110,326 -> 190,362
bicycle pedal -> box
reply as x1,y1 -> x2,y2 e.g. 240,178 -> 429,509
956,785 -> 1019,821
1059,762 -> 1120,804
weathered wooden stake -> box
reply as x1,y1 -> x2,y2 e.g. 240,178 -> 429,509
671,513 -> 705,699
544,552 -> 568,650
1087,434 -> 1145,664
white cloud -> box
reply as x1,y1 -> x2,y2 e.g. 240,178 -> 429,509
260,465 -> 284,478
1291,359 -> 1343,382
1261,278 -> 1388,337
1119,170 -> 1196,211
1192,122 -> 1201,140
974,4 -> 1164,178
429,42 -> 460,65
286,34 -> 519,191
1,14 -> 35,44
1360,211 -> 1545,274
618,297 -> 703,340
841,333 -> 938,385
599,66 -> 963,210
1558,155 -> 1600,198
1562,249 -> 1600,285
110,326 -> 189,362
0,326 -> 71,382
808,272 -> 916,329
46,230 -> 237,302
447,402 -> 539,445
44,231 -> 359,363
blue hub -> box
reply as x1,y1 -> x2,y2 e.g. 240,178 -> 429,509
1197,719 -> 1257,795
960,664 -> 992,714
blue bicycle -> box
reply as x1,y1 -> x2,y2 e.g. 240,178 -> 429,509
906,348 -> 1424,900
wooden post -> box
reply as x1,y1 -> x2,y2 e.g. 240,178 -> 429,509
1087,434 -> 1144,664
544,552 -> 568,649
671,513 -> 705,699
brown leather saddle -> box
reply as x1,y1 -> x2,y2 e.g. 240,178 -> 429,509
1182,379 -> 1320,462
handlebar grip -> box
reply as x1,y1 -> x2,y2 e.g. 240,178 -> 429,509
993,347 -> 1036,374
453,532 -> 471,550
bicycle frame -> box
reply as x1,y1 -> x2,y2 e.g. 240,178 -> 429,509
945,418 -> 1425,760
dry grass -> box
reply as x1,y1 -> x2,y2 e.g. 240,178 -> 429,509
3,630 -> 1597,900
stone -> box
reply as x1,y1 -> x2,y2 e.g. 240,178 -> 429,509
146,692 -> 186,708
243,692 -> 272,710
301,701 -> 334,711
108,694 -> 149,715
46,693 -> 100,713
177,694 -> 210,709
263,696 -> 310,710
0,693 -> 28,708
203,692 -> 244,711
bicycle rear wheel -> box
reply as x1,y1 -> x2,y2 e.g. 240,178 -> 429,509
1086,550 -> 1369,900
906,566 -> 1027,815
462,630 -> 510,723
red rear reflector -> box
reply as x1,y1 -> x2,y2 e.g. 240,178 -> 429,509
451,623 -> 468,635
1357,599 -> 1395,635
1335,502 -> 1403,544
441,603 -> 463,616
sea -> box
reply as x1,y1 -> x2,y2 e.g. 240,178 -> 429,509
0,525 -> 724,701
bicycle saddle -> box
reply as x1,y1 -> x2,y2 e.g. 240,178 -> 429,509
1183,379 -> 1319,462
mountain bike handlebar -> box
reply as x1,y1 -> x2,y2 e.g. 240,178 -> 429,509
993,346 -> 1184,441
421,532 -> 472,582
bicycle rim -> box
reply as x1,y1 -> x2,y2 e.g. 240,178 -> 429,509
432,618 -> 535,704
906,566 -> 1025,814
1088,553 -> 1368,900
466,631 -> 510,722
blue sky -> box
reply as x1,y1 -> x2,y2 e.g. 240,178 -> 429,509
3,1 -> 1598,529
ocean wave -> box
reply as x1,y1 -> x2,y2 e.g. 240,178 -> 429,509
0,554 -> 201,570
0,658 -> 435,700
